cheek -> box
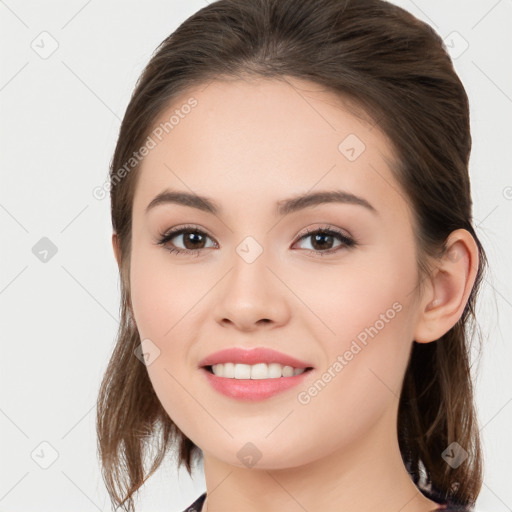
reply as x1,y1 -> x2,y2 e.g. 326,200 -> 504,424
293,264 -> 416,457
297,245 -> 418,395
129,243 -> 206,340
129,245 -> 206,436
295,247 -> 416,343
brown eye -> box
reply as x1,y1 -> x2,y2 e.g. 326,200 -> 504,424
294,227 -> 355,256
157,226 -> 216,255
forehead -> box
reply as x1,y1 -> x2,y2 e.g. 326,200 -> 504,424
133,76 -> 408,221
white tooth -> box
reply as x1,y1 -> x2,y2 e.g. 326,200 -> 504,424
234,363 -> 251,379
223,362 -> 235,378
210,362 -> 306,379
250,363 -> 269,379
268,363 -> 283,378
212,364 -> 224,377
282,365 -> 294,377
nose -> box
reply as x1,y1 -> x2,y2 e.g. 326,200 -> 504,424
212,252 -> 291,332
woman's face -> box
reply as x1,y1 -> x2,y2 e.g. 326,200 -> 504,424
128,76 -> 426,469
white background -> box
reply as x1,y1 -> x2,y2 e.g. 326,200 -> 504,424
1,1 -> 511,511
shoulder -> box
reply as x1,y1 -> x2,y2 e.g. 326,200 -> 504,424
179,491 -> 206,512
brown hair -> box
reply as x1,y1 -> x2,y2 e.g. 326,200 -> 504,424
96,0 -> 487,510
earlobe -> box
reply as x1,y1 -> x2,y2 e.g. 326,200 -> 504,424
413,229 -> 479,343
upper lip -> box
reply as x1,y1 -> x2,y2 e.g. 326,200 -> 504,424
198,347 -> 314,369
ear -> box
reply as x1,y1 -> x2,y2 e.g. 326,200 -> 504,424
112,232 -> 122,269
413,229 -> 479,344
111,231 -> 137,325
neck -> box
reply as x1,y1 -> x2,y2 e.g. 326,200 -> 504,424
200,405 -> 441,512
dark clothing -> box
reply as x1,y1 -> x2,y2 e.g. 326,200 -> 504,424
181,492 -> 206,512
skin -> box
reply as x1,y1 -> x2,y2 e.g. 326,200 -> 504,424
112,76 -> 479,512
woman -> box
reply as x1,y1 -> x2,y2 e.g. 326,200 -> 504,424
97,0 -> 488,511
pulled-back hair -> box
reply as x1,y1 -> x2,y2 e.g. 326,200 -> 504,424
97,1 -> 487,510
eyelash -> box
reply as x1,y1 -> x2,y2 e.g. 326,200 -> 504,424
156,224 -> 356,258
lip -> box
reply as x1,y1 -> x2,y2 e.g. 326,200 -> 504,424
198,347 -> 314,369
200,366 -> 313,401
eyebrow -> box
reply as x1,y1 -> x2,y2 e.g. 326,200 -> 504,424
145,189 -> 377,216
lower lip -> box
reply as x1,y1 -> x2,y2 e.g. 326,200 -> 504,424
201,367 -> 313,401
